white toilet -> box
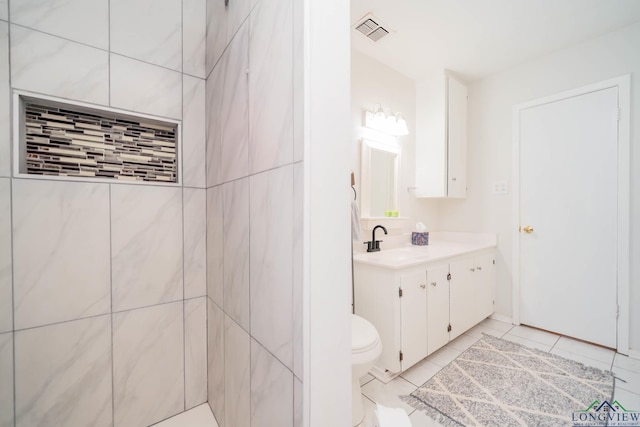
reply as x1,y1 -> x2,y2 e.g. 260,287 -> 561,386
351,314 -> 383,426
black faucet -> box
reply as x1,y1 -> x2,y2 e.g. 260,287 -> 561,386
365,225 -> 388,252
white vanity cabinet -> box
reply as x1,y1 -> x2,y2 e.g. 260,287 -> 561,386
426,263 -> 450,354
354,247 -> 495,380
449,252 -> 495,340
353,263 -> 427,374
399,270 -> 428,370
415,72 -> 468,198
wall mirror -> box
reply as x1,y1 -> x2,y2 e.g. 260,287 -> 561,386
360,138 -> 400,218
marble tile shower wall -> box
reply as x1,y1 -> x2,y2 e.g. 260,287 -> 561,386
0,1 -> 208,426
205,0 -> 304,426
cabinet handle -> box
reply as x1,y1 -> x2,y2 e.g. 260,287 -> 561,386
420,284 -> 426,289
430,282 -> 437,287
477,266 -> 482,271
451,177 -> 457,181
470,268 -> 475,272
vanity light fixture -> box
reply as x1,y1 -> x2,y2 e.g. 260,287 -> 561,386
395,113 -> 409,136
365,104 -> 409,136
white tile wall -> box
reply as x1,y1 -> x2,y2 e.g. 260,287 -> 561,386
185,297 -> 208,409
292,0 -> 304,163
10,0 -> 109,49
224,315 -> 250,427
250,165 -> 294,369
223,178 -> 250,330
0,22 -> 9,178
248,0 -> 293,174
183,75 -> 207,188
226,0 -> 250,43
250,339 -> 294,427
205,0 -> 228,76
183,0 -> 206,78
206,0 -> 304,424
113,302 -> 184,427
294,377 -> 302,427
10,25 -> 109,105
110,0 -> 182,71
0,179 -> 11,333
110,54 -> 182,120
221,23 -> 249,183
205,56 -> 223,188
12,179 -> 111,330
205,0 -> 251,76
5,2 -> 209,426
293,162 -> 303,379
207,299 -> 225,425
184,188 -> 207,298
0,332 -> 13,427
14,315 -> 112,427
111,184 -> 183,312
207,186 -> 224,307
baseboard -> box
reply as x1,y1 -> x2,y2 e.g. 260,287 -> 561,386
489,313 -> 513,324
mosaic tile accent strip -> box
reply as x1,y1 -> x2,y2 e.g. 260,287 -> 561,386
23,101 -> 178,182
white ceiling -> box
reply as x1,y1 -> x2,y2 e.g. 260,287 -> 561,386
350,0 -> 640,81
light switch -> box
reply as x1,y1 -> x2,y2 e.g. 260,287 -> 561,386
492,181 -> 508,195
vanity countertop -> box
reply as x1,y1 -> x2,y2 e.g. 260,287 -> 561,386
352,232 -> 496,269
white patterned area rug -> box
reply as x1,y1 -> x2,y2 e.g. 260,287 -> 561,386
402,334 -> 615,426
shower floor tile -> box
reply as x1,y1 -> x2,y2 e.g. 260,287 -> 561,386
152,403 -> 219,427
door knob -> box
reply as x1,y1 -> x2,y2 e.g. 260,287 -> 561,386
523,226 -> 534,234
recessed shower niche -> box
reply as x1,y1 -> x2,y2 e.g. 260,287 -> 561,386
13,91 -> 181,184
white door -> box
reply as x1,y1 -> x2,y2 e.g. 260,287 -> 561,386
518,87 -> 618,348
400,272 -> 427,369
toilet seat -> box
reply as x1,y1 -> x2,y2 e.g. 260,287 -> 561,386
352,315 -> 381,354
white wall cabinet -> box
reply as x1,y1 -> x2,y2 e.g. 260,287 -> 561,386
416,72 -> 468,198
354,248 -> 494,380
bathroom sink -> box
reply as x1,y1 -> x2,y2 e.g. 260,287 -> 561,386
358,247 -> 419,263
353,233 -> 497,269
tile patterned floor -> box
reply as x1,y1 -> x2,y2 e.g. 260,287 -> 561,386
357,318 -> 640,427
146,318 -> 640,426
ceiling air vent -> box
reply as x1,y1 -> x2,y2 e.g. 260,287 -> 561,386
354,15 -> 391,42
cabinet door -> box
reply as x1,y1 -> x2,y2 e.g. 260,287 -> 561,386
400,271 -> 428,370
474,253 -> 495,320
415,75 -> 447,198
449,257 -> 476,340
426,264 -> 450,355
416,73 -> 468,199
447,75 -> 467,198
